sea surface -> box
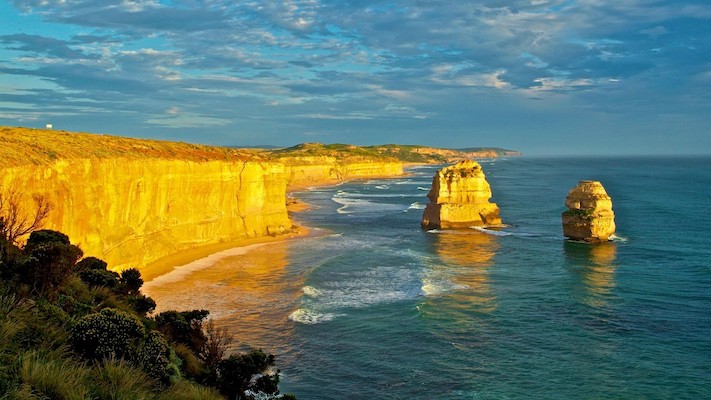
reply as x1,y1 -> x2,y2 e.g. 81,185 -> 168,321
145,156 -> 711,399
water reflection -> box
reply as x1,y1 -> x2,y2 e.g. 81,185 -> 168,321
423,231 -> 500,314
564,241 -> 618,309
143,241 -> 304,354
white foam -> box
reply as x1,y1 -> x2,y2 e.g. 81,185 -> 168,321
610,234 -> 628,243
471,226 -> 512,236
302,286 -> 323,297
417,186 -> 430,191
408,202 -> 426,210
421,277 -> 469,296
288,308 -> 341,324
374,185 -> 389,190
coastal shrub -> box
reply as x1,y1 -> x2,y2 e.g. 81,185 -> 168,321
158,379 -> 225,400
129,293 -> 157,315
217,349 -> 280,400
75,256 -> 108,272
155,309 -> 210,353
79,268 -> 120,288
120,268 -> 144,294
18,231 -> 83,297
137,331 -> 181,385
71,308 -> 145,361
24,229 -> 70,248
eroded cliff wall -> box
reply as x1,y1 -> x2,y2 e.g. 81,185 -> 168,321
1,158 -> 292,271
280,156 -> 404,189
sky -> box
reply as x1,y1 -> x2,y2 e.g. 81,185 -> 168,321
0,1 -> 710,155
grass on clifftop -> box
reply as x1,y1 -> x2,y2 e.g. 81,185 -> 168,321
0,126 -> 519,169
0,127 -> 261,168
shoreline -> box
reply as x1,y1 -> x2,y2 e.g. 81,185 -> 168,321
143,170 -> 420,284
142,225 -> 310,282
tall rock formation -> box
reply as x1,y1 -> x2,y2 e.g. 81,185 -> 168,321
562,180 -> 616,242
421,160 -> 501,230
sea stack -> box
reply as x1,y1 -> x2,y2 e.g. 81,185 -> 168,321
562,180 -> 616,242
421,160 -> 501,230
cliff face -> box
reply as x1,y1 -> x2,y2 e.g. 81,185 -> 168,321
1,159 -> 291,271
421,160 -> 501,230
280,156 -> 404,189
562,180 -> 616,242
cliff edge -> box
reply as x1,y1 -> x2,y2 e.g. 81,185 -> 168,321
0,128 -> 406,271
421,160 -> 502,230
561,180 -> 616,242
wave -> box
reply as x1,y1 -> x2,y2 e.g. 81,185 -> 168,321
374,185 -> 389,190
406,202 -> 426,211
471,226 -> 513,237
417,186 -> 430,191
610,234 -> 628,243
421,277 -> 469,296
288,308 -> 342,325
302,285 -> 323,297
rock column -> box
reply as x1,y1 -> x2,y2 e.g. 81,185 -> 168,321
421,160 -> 501,230
562,180 -> 616,242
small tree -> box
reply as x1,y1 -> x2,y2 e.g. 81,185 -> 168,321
120,268 -> 144,295
19,230 -> 83,297
155,310 -> 210,353
200,319 -> 233,371
217,350 -> 280,400
0,191 -> 53,245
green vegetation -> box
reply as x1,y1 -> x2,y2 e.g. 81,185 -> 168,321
0,197 -> 296,399
1,126 -> 519,168
267,142 -> 519,164
563,209 -> 596,220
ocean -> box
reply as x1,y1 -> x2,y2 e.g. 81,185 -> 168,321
145,156 -> 711,399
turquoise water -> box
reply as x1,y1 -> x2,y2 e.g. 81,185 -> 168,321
151,156 -> 711,399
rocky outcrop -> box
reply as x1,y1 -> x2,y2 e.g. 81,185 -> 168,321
562,180 -> 616,242
1,159 -> 292,271
421,160 -> 501,230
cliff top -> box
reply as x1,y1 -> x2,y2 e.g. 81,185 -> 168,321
0,126 -> 520,168
268,143 -> 519,163
0,127 -> 261,168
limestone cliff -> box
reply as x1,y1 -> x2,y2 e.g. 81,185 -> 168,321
280,156 -> 404,189
0,127 -> 406,271
421,160 -> 502,230
562,180 -> 616,242
1,158 -> 292,271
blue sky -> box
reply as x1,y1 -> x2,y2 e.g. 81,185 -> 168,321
1,0 -> 709,155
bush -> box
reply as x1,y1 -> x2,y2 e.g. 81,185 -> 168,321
71,308 -> 145,361
217,349 -> 279,400
120,268 -> 144,294
129,294 -> 157,316
79,268 -> 120,288
24,229 -> 70,248
18,234 -> 83,297
137,331 -> 181,385
75,256 -> 108,272
155,310 -> 209,353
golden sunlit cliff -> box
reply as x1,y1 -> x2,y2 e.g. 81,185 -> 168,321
0,128 -> 407,271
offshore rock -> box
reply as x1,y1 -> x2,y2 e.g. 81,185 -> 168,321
421,160 -> 501,230
562,180 -> 616,242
